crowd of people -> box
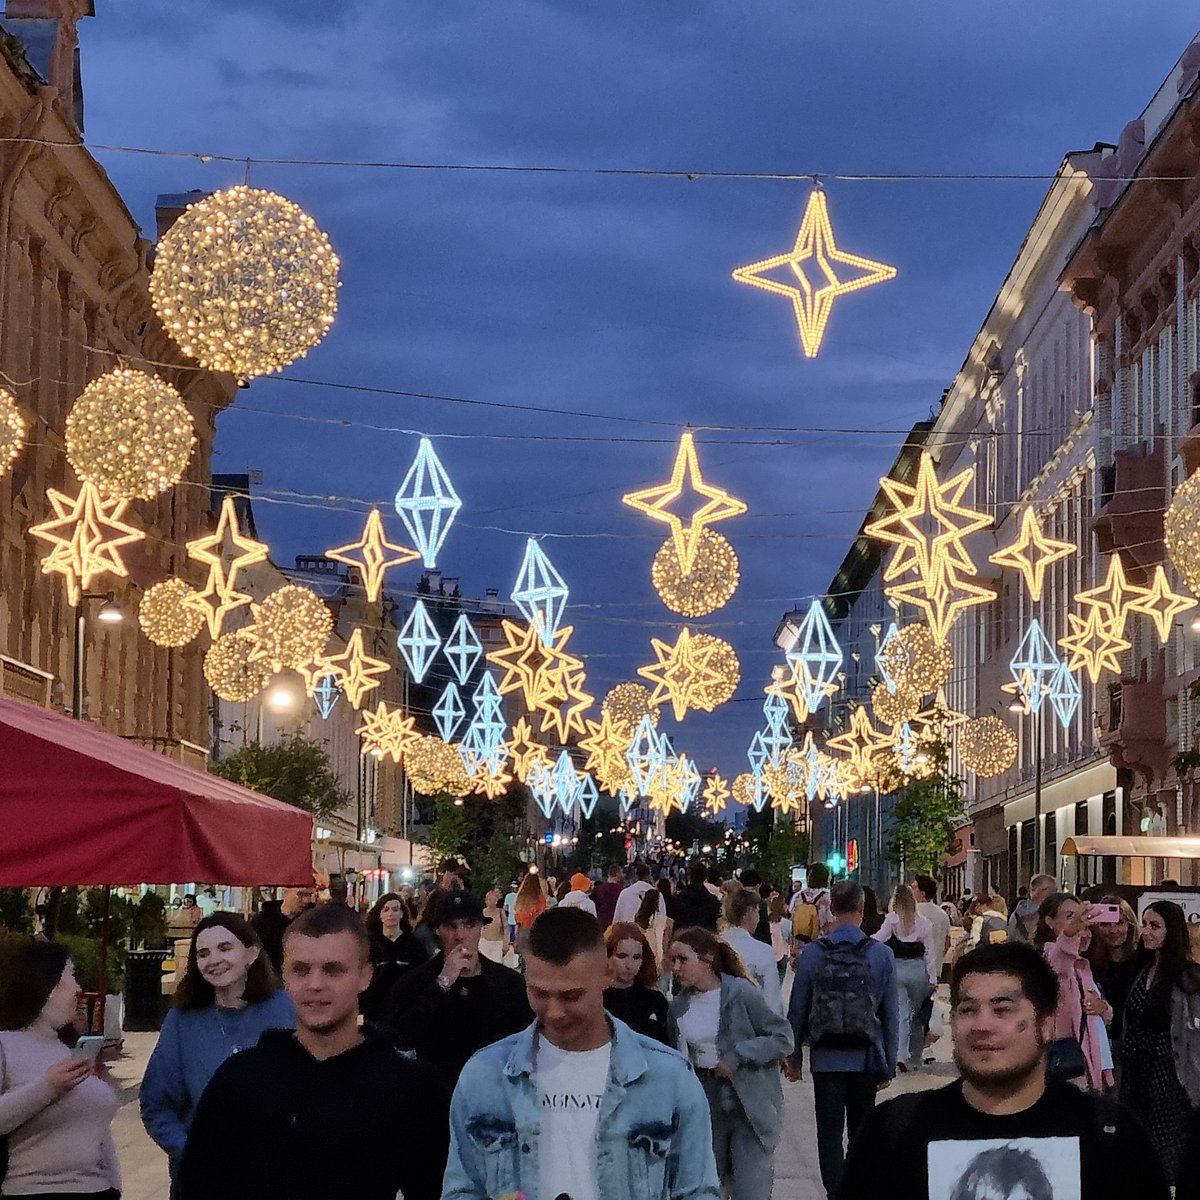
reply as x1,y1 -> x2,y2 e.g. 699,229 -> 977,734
2,859 -> 1200,1199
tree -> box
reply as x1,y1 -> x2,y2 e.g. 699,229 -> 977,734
210,733 -> 352,821
425,793 -> 470,864
746,821 -> 809,891
664,810 -> 727,855
887,740 -> 963,877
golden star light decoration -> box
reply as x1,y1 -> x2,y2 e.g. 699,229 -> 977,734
1076,556 -> 1141,637
702,772 -> 730,817
471,764 -> 512,800
183,494 -> 269,638
249,584 -> 333,672
507,716 -> 551,782
204,627 -> 272,703
637,627 -> 723,722
579,711 -> 634,795
487,620 -> 583,713
827,705 -> 895,780
622,432 -> 747,575
139,579 -> 204,648
732,187 -> 897,358
1127,565 -> 1196,643
988,508 -> 1074,603
0,388 -> 25,477
326,508 -> 419,603
1058,607 -> 1130,683
317,628 -> 390,709
689,633 -> 740,712
356,702 -> 418,763
651,530 -> 740,617
537,668 -> 594,744
29,482 -> 145,606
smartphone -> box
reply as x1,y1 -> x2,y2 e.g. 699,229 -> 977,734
71,1035 -> 104,1060
1090,903 -> 1121,925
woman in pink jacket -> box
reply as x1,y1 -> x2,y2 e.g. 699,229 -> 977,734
1034,892 -> 1114,1091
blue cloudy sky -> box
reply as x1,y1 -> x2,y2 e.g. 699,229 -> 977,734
80,2 -> 1199,778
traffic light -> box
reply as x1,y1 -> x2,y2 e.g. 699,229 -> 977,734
825,851 -> 846,874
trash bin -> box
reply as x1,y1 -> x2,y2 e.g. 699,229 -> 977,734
124,949 -> 170,1031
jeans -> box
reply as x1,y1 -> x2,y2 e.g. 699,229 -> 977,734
699,1071 -> 775,1200
812,1071 -> 878,1199
894,957 -> 933,1068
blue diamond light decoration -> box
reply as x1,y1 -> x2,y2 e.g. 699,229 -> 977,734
895,723 -> 919,776
397,599 -> 441,683
444,614 -> 482,685
432,682 -> 466,742
1009,618 -> 1060,714
619,785 -> 638,814
1048,660 -> 1081,730
804,742 -> 823,805
626,714 -> 662,794
748,770 -> 769,812
528,758 -> 557,818
748,730 -> 770,775
677,754 -> 701,812
761,722 -> 791,767
312,674 -> 341,720
764,691 -> 789,735
787,599 -> 842,712
394,437 -> 462,568
552,751 -> 579,814
875,622 -> 901,692
473,671 -> 504,723
575,772 -> 599,819
512,538 -> 569,645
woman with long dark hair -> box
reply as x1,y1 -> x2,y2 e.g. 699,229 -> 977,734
668,927 -> 793,1200
1083,895 -> 1138,1040
0,940 -> 120,1197
1119,899 -> 1200,1182
140,912 -> 293,1186
603,921 -> 671,1043
359,892 -> 426,1020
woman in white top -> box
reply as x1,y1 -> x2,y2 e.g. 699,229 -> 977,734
872,883 -> 937,1072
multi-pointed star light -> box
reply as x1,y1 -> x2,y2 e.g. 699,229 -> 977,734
320,627 -> 389,709
30,482 -> 145,606
827,705 -> 894,781
470,763 -> 512,801
327,508 -> 419,603
786,600 -> 842,713
764,671 -> 821,724
638,627 -> 722,722
397,599 -> 441,683
356,702 -> 418,764
580,711 -> 634,795
432,682 -> 467,742
1077,556 -> 1142,637
538,668 -> 594,744
507,716 -> 551,783
622,432 -> 747,574
187,564 -> 253,640
702,772 -> 730,817
1058,607 -> 1130,683
989,508 -> 1075,602
512,538 -> 569,644
394,437 -> 462,568
1009,619 -> 1060,715
488,620 -> 582,711
731,187 -> 897,358
183,493 -> 269,637
1127,564 -> 1196,643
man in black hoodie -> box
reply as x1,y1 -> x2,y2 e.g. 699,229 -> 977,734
668,861 -> 721,931
180,904 -> 448,1200
250,883 -> 316,973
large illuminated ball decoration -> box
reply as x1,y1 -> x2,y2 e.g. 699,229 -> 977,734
958,715 -> 1018,778
406,735 -> 471,796
879,623 -> 953,695
204,627 -> 272,702
149,185 -> 340,384
651,530 -> 740,617
732,772 -> 761,808
139,578 -> 203,648
871,679 -> 919,727
0,388 -> 25,476
250,584 -> 333,671
1166,472 -> 1200,595
690,633 -> 740,711
602,682 -> 659,735
65,369 -> 195,500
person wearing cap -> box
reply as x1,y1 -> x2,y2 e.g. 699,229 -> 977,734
386,890 -> 533,1089
557,872 -> 597,918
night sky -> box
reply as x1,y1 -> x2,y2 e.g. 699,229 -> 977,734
79,2 -> 1199,778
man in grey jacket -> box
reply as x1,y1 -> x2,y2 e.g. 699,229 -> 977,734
1008,873 -> 1056,943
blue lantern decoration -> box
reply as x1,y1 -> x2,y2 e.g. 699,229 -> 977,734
761,722 -> 791,767
552,751 -> 579,814
528,758 -> 557,818
397,599 -> 441,683
787,599 -> 843,713
1048,660 -> 1081,730
875,622 -> 901,692
764,691 -> 789,734
394,437 -> 462,568
575,772 -> 599,819
312,674 -> 341,720
626,715 -> 662,794
432,682 -> 466,742
1009,618 -> 1059,714
747,731 -> 770,775
748,771 -> 769,813
677,754 -> 702,812
512,538 -> 569,644
473,671 -> 504,723
444,614 -> 482,685
619,785 -> 638,814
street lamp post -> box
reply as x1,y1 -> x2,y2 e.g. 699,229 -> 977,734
1011,697 -> 1044,877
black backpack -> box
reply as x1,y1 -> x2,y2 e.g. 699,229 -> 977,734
808,936 -> 880,1049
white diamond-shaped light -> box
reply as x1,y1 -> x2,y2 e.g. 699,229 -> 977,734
1009,618 -> 1059,714
787,599 -> 842,712
512,538 -> 569,644
397,598 -> 441,683
394,437 -> 462,568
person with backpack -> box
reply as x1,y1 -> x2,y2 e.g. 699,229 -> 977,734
785,880 -> 899,1199
838,941 -> 1169,1200
790,862 -> 833,961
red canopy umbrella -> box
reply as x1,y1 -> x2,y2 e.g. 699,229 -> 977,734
0,696 -> 313,886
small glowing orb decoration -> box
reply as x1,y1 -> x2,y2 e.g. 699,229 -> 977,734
602,682 -> 659,735
512,538 -> 569,644
702,773 -> 730,816
444,614 -> 483,685
1009,619 -> 1059,714
65,369 -> 195,500
30,482 -> 145,606
638,627 -> 724,722
0,387 -> 26,476
731,187 -> 897,358
139,578 -> 203,648
732,770 -> 769,812
957,715 -> 1018,778
149,185 -> 340,384
394,437 -> 462,569
623,432 -> 747,574
356,702 -> 418,763
432,682 -> 467,742
397,599 -> 442,684
1128,564 -> 1196,643
1166,472 -> 1200,595
204,627 -> 272,703
690,633 -> 740,711
326,508 -> 418,603
871,679 -> 919,728
878,623 -> 953,696
249,584 -> 332,671
651,530 -> 740,617
405,735 -> 471,796
989,508 -> 1074,602
786,600 -> 842,712
1048,660 -> 1081,731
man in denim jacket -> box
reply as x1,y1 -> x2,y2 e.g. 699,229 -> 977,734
442,907 -> 720,1200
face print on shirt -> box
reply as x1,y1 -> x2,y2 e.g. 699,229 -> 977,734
929,1137 -> 1080,1200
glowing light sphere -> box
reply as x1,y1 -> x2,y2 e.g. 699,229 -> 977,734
149,185 -> 340,384
0,388 -> 25,476
651,530 -> 740,617
879,623 -> 953,696
65,369 -> 195,500
139,578 -> 204,648
957,715 -> 1018,778
250,584 -> 333,671
1166,471 -> 1200,595
602,682 -> 659,735
871,679 -> 919,727
685,633 -> 739,712
204,627 -> 272,702
732,771 -> 768,811
405,735 -> 471,796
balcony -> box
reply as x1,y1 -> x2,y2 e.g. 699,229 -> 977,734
1092,443 -> 1165,571
1099,678 -> 1170,789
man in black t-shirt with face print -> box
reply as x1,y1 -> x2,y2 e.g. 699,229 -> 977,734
840,942 -> 1168,1200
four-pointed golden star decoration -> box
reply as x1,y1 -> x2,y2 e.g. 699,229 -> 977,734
30,482 -> 146,606
913,688 -> 969,740
1058,608 -> 1130,683
1077,555 -> 1143,637
318,628 -> 390,709
488,620 -> 584,712
186,494 -> 269,577
622,433 -> 747,574
1127,565 -> 1196,643
702,772 -> 730,816
185,562 -> 254,639
579,711 -> 633,794
887,571 -> 994,645
989,508 -> 1075,602
538,668 -> 594,744
732,188 -> 897,358
638,627 -> 723,722
507,715 -> 551,782
355,702 -> 419,763
326,508 -> 419,603
827,705 -> 895,779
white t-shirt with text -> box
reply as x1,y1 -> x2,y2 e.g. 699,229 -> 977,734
536,1037 -> 611,1200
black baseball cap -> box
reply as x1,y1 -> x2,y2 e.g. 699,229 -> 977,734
435,891 -> 491,926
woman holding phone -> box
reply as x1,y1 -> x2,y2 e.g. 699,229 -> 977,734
0,939 -> 120,1197
140,913 -> 294,1190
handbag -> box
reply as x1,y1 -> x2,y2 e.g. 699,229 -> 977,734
1046,975 -> 1088,1083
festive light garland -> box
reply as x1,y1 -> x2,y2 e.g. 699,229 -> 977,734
0,388 -> 24,477
1166,471 -> 1200,595
512,538 -> 570,644
149,185 -> 340,384
957,715 -> 1018,778
689,633 -> 740,711
138,578 -> 203,648
394,437 -> 462,569
989,508 -> 1074,602
651,530 -> 739,617
65,369 -> 195,501
326,508 -> 418,603
731,187 -> 896,358
204,627 -> 272,702
601,682 -> 659,735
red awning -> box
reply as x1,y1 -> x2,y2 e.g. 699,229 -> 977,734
0,697 -> 313,886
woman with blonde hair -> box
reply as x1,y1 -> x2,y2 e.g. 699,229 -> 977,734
668,927 -> 793,1200
872,883 -> 936,1072
603,922 -> 670,1043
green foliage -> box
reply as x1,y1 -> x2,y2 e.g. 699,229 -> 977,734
0,888 -> 33,932
425,793 -> 470,863
887,740 -> 964,877
210,733 -> 352,820
57,933 -> 125,994
131,892 -> 167,948
664,811 -> 728,854
746,820 -> 810,890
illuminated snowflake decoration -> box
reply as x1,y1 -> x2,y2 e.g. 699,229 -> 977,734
394,437 -> 462,568
512,538 -> 569,644
397,599 -> 441,683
